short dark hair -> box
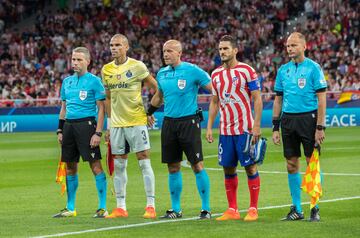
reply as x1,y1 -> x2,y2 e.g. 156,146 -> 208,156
219,35 -> 237,48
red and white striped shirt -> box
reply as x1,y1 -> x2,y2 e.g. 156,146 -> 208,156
211,62 -> 258,135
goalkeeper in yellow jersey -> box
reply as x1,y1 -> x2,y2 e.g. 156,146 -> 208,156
102,34 -> 158,219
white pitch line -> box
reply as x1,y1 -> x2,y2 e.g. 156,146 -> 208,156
33,196 -> 360,238
204,167 -> 360,176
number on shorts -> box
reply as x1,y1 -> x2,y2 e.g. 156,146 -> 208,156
218,143 -> 223,155
141,130 -> 147,141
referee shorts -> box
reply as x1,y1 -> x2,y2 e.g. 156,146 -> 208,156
61,117 -> 101,163
281,110 -> 317,158
161,114 -> 203,165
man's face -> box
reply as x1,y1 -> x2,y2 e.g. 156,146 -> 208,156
218,41 -> 237,63
71,52 -> 89,74
163,43 -> 181,66
286,35 -> 306,59
110,37 -> 129,59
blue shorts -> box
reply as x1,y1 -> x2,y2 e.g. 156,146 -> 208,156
218,134 -> 254,168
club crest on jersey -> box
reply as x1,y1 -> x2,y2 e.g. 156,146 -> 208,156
126,70 -> 132,78
117,74 -> 121,80
178,79 -> 186,90
79,90 -> 87,100
298,78 -> 306,89
232,76 -> 238,85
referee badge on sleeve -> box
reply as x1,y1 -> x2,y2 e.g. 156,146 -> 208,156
79,90 -> 87,100
178,79 -> 186,90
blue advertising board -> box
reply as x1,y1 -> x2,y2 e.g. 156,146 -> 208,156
1,105 -> 359,133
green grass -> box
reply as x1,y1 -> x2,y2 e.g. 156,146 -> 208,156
0,127 -> 360,237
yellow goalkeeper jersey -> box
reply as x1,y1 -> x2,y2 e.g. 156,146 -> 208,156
102,57 -> 150,127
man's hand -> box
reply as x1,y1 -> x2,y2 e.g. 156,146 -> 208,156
206,128 -> 214,143
147,115 -> 155,128
105,129 -> 110,143
57,133 -> 63,144
252,125 -> 261,144
315,129 -> 325,145
90,134 -> 101,148
272,131 -> 281,145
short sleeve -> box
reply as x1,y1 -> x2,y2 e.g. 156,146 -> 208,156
274,67 -> 284,93
93,77 -> 106,101
60,80 -> 66,101
210,73 -> 218,96
312,64 -> 327,90
155,71 -> 163,93
194,65 -> 211,87
137,61 -> 150,80
101,67 -> 108,90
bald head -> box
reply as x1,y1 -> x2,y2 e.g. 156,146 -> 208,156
163,40 -> 182,66
163,40 -> 182,53
287,32 -> 306,44
286,32 -> 307,62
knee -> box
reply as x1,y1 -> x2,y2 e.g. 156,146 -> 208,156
286,160 -> 298,173
138,159 -> 152,171
191,161 -> 204,173
245,164 -> 257,176
136,150 -> 149,160
114,158 -> 127,172
168,163 -> 181,174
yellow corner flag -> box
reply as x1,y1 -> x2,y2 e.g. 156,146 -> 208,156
55,159 -> 67,196
301,146 -> 322,209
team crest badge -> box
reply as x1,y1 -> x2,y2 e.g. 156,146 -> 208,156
178,79 -> 186,89
79,90 -> 87,100
117,74 -> 121,80
126,70 -> 133,78
232,76 -> 238,85
298,78 -> 306,89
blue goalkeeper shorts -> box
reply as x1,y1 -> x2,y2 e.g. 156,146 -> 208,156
218,133 -> 254,168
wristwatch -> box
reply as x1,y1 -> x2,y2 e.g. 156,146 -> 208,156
316,125 -> 326,131
95,132 -> 103,137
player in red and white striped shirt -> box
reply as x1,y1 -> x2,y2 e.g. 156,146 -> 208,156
206,35 -> 263,221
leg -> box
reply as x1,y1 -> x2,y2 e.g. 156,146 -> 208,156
191,161 -> 211,213
136,150 -> 156,218
66,162 -> 78,212
245,164 -> 260,209
107,127 -> 130,218
168,162 -> 182,213
286,156 -> 302,213
89,159 -> 107,212
216,166 -> 240,221
113,155 -> 128,210
244,164 -> 260,221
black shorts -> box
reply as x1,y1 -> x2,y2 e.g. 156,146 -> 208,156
281,111 -> 317,158
61,117 -> 102,163
161,115 -> 203,164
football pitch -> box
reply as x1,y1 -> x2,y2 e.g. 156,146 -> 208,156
0,127 -> 359,238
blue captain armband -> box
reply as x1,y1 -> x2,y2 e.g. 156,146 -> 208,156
248,79 -> 261,91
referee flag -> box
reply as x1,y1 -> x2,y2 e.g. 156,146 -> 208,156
301,146 -> 323,209
55,158 -> 66,196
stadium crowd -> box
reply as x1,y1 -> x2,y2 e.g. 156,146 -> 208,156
0,0 -> 359,107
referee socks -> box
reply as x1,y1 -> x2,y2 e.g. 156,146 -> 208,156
288,173 -> 302,213
169,171 -> 182,213
195,169 -> 211,212
66,174 -> 78,211
95,172 -> 107,210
